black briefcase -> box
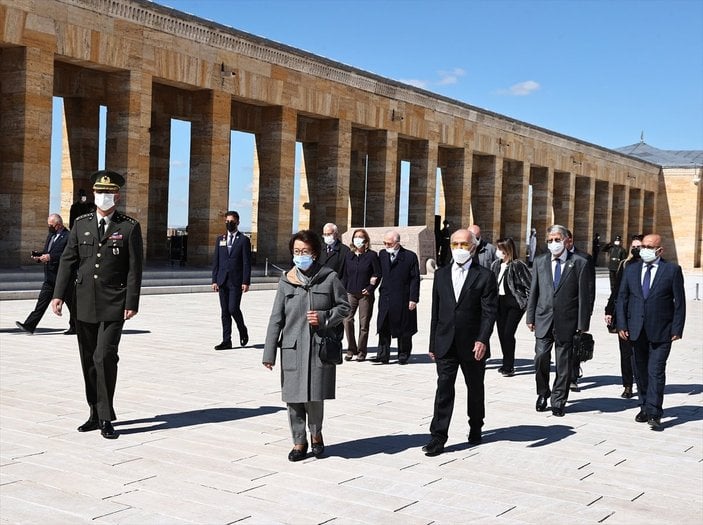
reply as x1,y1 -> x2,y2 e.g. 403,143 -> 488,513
573,332 -> 594,362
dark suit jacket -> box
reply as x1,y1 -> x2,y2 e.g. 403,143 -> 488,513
319,240 -> 350,280
43,228 -> 70,284
429,262 -> 498,359
54,211 -> 143,322
377,247 -> 420,337
212,231 -> 252,288
526,251 -> 591,340
616,258 -> 685,342
571,247 -> 596,314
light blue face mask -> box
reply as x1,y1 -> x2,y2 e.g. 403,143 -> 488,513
293,254 -> 314,271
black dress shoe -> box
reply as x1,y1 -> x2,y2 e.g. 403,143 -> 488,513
398,358 -> 409,365
501,368 -> 515,377
468,432 -> 482,446
240,334 -> 249,347
311,437 -> 325,458
15,321 -> 34,334
536,395 -> 548,412
422,438 -> 445,457
569,381 -> 580,392
648,417 -> 662,430
621,386 -> 633,399
288,444 -> 308,462
99,420 -> 118,439
63,328 -> 77,335
370,357 -> 389,364
552,407 -> 565,417
635,410 -> 648,423
77,419 -> 99,432
214,341 -> 232,350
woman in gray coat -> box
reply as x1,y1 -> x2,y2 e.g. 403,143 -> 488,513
263,230 -> 350,461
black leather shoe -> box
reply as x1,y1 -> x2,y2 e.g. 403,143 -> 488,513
635,410 -> 648,423
214,341 -> 232,350
552,407 -> 565,417
357,353 -> 366,362
648,417 -> 662,430
370,357 -> 389,364
240,334 -> 249,347
345,351 -> 356,361
311,437 -> 325,458
63,328 -> 76,335
288,444 -> 308,462
501,368 -> 515,377
422,438 -> 445,457
99,420 -> 118,439
569,381 -> 580,392
15,321 -> 33,334
468,432 -> 482,446
77,419 -> 99,432
536,395 -> 548,412
398,357 -> 409,365
621,386 -> 633,399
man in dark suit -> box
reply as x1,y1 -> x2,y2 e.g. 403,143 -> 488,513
616,233 -> 686,430
319,222 -> 349,280
69,188 -> 96,229
372,230 -> 420,364
423,229 -> 498,456
16,214 -> 74,335
565,229 -> 596,392
526,225 -> 591,417
468,224 -> 497,269
212,210 -> 252,350
51,170 -> 143,439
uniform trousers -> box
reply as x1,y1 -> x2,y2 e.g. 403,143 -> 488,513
429,343 -> 486,442
534,330 -> 573,410
218,282 -> 247,343
76,319 -> 123,421
632,331 -> 671,419
343,292 -> 374,356
287,401 -> 324,445
496,292 -> 524,371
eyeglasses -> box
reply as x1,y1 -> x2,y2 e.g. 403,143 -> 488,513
382,241 -> 397,247
293,249 -> 313,256
450,241 -> 473,249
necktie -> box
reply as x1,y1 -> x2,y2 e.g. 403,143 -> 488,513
642,264 -> 652,299
99,218 -> 106,238
47,234 -> 57,252
453,265 -> 466,300
553,258 -> 561,288
228,233 -> 234,254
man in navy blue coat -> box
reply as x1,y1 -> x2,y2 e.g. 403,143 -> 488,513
212,211 -> 252,350
617,233 -> 686,430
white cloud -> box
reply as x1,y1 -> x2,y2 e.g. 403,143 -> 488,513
399,78 -> 428,89
500,80 -> 541,96
437,67 -> 466,85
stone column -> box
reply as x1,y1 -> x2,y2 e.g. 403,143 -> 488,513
628,187 -> 644,239
471,154 -> 501,241
594,180 -> 611,259
188,90 -> 232,265
553,170 -> 575,228
642,190 -> 656,235
441,147 -> 472,229
365,130 -> 398,227
529,166 -> 553,247
299,144 -> 314,231
408,139 -> 437,227
256,106 -> 297,263
0,46 -> 54,267
105,70 -> 153,253
611,183 -> 628,240
501,159 -> 528,254
349,130 -> 368,228
573,176 -> 595,252
146,111 -> 171,260
61,98 -> 100,218
309,118 -> 351,234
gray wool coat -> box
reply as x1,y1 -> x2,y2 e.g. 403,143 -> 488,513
263,264 -> 350,403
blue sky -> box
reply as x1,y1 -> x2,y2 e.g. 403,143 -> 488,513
51,0 -> 703,229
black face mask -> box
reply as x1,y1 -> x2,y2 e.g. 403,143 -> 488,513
630,247 -> 640,259
226,221 -> 238,233
48,226 -> 57,235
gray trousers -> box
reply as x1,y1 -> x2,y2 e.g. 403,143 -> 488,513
344,292 -> 374,355
287,401 -> 324,445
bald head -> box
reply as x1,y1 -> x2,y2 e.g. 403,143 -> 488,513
468,225 -> 481,239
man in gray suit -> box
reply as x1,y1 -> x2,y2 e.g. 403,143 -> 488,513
526,225 -> 591,417
468,224 -> 497,269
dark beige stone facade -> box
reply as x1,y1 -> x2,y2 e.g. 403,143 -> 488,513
0,0 -> 664,268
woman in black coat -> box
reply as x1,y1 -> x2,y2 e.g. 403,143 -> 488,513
490,238 -> 531,376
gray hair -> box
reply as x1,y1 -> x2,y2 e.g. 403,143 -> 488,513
48,213 -> 63,226
547,224 -> 568,240
323,223 -> 339,237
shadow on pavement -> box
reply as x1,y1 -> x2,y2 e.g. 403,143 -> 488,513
115,405 -> 284,434
484,424 -> 576,448
330,433 -> 428,458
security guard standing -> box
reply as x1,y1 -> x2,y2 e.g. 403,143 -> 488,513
52,170 -> 143,439
603,235 -> 627,294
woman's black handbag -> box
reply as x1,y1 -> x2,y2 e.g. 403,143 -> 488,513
316,330 -> 343,365
573,332 -> 594,362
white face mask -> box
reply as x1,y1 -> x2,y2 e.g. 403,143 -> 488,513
548,240 -> 564,256
495,249 -> 505,260
353,238 -> 365,248
323,235 -> 335,245
94,193 -> 116,211
614,241 -> 620,245
639,247 -> 658,263
386,246 -> 399,255
452,248 -> 472,265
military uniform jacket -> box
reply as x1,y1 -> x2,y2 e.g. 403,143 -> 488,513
54,211 -> 143,323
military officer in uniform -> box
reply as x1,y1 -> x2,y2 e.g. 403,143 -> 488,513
51,170 -> 143,439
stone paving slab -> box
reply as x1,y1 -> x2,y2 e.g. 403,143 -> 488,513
1,274 -> 702,524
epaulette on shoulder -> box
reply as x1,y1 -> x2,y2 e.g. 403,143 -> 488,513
114,212 -> 138,224
75,213 -> 94,222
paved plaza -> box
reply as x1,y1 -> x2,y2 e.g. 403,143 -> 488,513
1,273 -> 702,524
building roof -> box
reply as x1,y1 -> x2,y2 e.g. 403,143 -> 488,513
616,142 -> 703,168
